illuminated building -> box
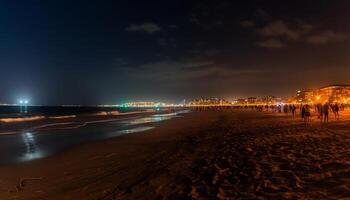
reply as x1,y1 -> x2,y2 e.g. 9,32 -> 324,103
189,98 -> 231,106
247,97 -> 257,104
236,99 -> 247,105
296,90 -> 314,103
124,102 -> 165,107
294,84 -> 350,104
262,96 -> 277,104
315,84 -> 350,103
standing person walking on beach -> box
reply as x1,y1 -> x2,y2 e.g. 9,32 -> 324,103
301,105 -> 306,121
291,104 -> 296,119
319,104 -> 324,122
305,104 -> 311,123
323,103 -> 329,123
283,104 -> 289,114
316,103 -> 322,119
333,103 -> 339,120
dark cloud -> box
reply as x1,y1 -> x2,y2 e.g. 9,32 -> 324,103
258,38 -> 285,48
255,9 -> 272,21
188,11 -> 224,30
239,20 -> 255,28
122,60 -> 214,81
255,19 -> 347,47
256,20 -> 301,40
122,59 -> 266,82
241,12 -> 324,48
300,24 -> 313,33
306,31 -> 348,45
125,22 -> 162,34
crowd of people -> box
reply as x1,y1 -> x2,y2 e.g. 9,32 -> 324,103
192,103 -> 348,124
295,103 -> 344,124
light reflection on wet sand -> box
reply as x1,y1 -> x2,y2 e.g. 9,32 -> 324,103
20,132 -> 45,162
104,126 -> 154,138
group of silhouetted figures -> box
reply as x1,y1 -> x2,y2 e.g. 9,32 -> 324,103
192,103 -> 347,124
298,103 -> 344,124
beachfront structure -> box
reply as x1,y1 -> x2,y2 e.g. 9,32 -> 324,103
296,90 -> 314,103
231,96 -> 278,105
125,101 -> 164,107
247,97 -> 257,104
296,84 -> 350,104
189,98 -> 232,106
236,99 -> 247,104
262,96 -> 277,104
315,84 -> 350,103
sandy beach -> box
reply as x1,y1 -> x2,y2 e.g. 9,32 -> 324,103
0,110 -> 350,199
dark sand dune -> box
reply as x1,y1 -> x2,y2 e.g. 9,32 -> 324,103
0,111 -> 349,199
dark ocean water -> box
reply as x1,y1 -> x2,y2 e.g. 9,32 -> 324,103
0,105 -> 151,116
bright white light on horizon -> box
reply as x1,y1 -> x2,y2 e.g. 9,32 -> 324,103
18,99 -> 29,105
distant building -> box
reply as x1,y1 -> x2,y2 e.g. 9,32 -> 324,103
315,84 -> 350,103
296,90 -> 314,103
247,97 -> 257,104
286,96 -> 298,104
189,98 -> 231,106
126,101 -> 163,107
262,96 -> 277,104
294,84 -> 350,104
236,99 -> 247,105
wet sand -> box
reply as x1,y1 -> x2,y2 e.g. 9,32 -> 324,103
0,110 -> 350,199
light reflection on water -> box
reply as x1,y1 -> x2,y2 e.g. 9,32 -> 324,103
116,126 -> 154,135
20,132 -> 45,162
99,126 -> 155,139
114,110 -> 190,126
154,116 -> 162,122
153,113 -> 177,117
120,116 -> 172,125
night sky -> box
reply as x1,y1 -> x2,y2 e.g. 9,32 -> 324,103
1,0 -> 349,105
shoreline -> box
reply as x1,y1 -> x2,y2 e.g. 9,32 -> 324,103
0,109 -> 182,136
0,110 -> 349,199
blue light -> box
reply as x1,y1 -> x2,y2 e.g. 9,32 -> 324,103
121,103 -> 128,108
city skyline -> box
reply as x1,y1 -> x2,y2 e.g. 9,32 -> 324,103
1,83 -> 348,106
